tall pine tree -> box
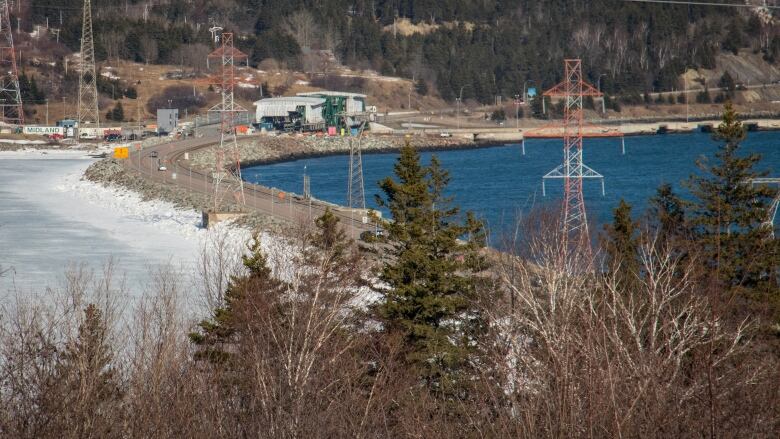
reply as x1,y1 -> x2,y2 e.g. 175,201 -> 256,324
647,183 -> 688,245
189,234 -> 285,363
48,304 -> 122,437
687,102 -> 780,309
602,199 -> 640,287
375,144 -> 488,389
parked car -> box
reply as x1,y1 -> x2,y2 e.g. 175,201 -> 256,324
158,165 -> 167,171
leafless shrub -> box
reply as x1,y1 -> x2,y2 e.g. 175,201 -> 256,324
1,216 -> 776,438
309,74 -> 366,93
281,11 -> 319,50
189,220 -> 375,437
146,85 -> 206,114
122,265 -> 205,437
0,261 -> 126,438
195,227 -> 246,313
487,221 -> 780,437
177,43 -> 211,71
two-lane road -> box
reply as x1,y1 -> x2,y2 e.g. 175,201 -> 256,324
123,135 -> 376,237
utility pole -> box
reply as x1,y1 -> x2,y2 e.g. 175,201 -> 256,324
457,85 -> 468,130
77,0 -> 100,135
456,97 -> 461,129
136,99 -> 141,138
523,80 -> 534,104
598,74 -> 607,114
0,0 -> 23,125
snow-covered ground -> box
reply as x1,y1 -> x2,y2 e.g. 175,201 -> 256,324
0,150 -> 251,302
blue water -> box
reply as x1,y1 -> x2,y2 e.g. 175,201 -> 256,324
242,132 -> 780,238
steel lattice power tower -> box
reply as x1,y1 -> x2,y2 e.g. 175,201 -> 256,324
208,31 -> 248,211
0,0 -> 23,125
542,59 -> 604,248
347,120 -> 367,209
751,178 -> 780,238
77,0 -> 99,130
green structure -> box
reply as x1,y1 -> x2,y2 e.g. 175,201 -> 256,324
320,95 -> 347,129
297,91 -> 368,131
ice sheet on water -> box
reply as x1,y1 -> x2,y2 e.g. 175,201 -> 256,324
0,156 -> 251,301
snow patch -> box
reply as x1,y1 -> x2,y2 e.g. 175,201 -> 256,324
0,157 -> 256,298
0,148 -> 102,159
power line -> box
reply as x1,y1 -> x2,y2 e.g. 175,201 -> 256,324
623,0 -> 780,9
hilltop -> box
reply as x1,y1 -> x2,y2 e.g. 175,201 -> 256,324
7,0 -> 780,126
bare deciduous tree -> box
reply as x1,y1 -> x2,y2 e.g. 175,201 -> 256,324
139,36 -> 158,65
486,224 -> 778,437
101,31 -> 126,61
282,11 -> 319,50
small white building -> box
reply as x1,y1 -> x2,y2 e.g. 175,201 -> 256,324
253,96 -> 325,125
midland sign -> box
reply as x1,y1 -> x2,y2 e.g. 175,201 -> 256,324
23,126 -> 65,136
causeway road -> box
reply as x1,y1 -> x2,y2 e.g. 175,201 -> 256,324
123,134 -> 377,238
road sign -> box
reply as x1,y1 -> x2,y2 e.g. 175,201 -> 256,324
113,147 -> 129,159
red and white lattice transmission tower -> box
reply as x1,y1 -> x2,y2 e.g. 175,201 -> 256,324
207,30 -> 248,211
0,0 -> 23,125
542,59 -> 604,248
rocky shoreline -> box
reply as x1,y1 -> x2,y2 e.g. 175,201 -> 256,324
81,134 -> 488,234
190,133 -> 481,171
84,158 -> 290,233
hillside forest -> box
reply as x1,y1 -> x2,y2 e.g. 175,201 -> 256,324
16,0 -> 780,104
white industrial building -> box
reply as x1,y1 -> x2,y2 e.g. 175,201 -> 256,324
296,91 -> 367,115
253,96 -> 326,128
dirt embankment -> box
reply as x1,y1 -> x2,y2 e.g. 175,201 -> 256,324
84,158 -> 289,233
190,133 -> 480,171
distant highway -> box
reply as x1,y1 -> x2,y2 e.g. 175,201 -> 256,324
123,135 -> 377,238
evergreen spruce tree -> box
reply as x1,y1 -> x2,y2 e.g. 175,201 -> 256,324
647,183 -> 688,245
375,144 -> 488,389
29,75 -> 44,102
687,102 -> 780,305
124,86 -> 138,99
51,304 -> 122,437
191,209 -> 359,364
190,235 -> 285,363
111,102 -> 124,122
415,78 -> 428,96
602,199 -> 640,286
531,95 -> 546,119
312,207 -> 346,254
18,72 -> 33,104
